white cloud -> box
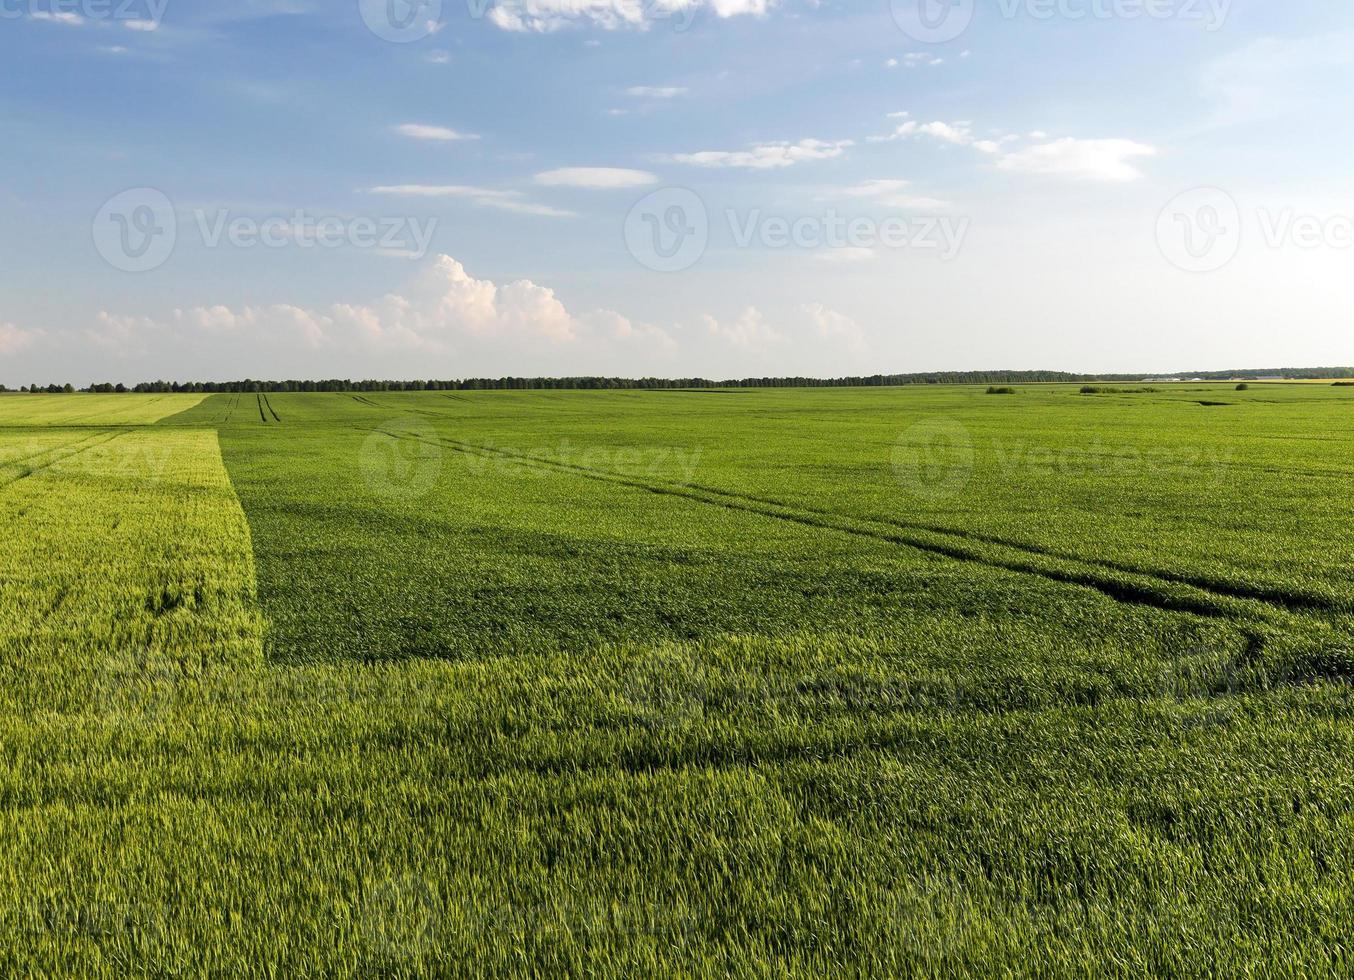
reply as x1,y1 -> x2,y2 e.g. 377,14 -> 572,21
534,167 -> 659,189
916,121 -> 973,145
0,321 -> 41,355
30,10 -> 84,24
669,138 -> 852,169
872,114 -> 1155,182
426,51 -> 451,64
124,18 -> 159,31
903,53 -> 944,68
627,85 -> 688,98
702,307 -> 784,349
995,138 -> 1156,182
486,0 -> 772,31
96,256 -> 675,358
803,302 -> 865,351
369,185 -> 575,218
394,123 -> 479,142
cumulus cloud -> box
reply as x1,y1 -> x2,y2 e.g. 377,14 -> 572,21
93,256 -> 674,363
702,307 -> 784,349
369,185 -> 574,217
534,167 -> 660,189
668,138 -> 852,170
0,321 -> 41,355
486,0 -> 772,32
803,302 -> 865,352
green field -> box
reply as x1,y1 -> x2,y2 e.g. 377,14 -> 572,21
5,384 -> 1354,975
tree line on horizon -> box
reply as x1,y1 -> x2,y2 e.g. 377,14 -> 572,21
6,368 -> 1353,394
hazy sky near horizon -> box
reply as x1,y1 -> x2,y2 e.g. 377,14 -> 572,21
2,0 -> 1353,383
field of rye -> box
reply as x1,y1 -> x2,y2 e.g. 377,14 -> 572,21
2,383 -> 1354,975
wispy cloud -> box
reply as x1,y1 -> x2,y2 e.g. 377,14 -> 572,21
394,123 -> 479,142
30,10 -> 85,25
872,115 -> 1155,182
369,185 -> 575,217
485,0 -> 772,32
627,86 -> 688,98
534,167 -> 659,189
667,138 -> 852,170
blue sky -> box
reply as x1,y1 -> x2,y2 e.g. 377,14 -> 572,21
2,0 -> 1353,383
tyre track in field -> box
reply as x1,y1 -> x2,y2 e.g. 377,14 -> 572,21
0,431 -> 129,493
658,481 -> 1342,615
371,427 -> 1311,625
260,393 -> 281,422
366,404 -> 1340,612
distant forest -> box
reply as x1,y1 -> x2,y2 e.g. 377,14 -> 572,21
7,368 -> 1354,394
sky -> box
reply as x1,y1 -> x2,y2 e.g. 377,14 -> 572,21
2,0 -> 1353,384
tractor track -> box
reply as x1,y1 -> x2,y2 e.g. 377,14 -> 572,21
371,427 -> 1339,626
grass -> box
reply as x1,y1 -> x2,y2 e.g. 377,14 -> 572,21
4,384 -> 1354,974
